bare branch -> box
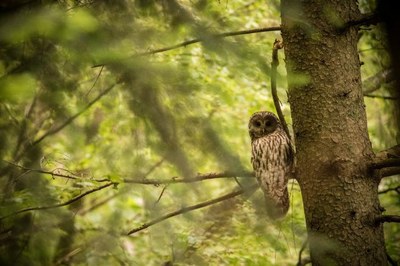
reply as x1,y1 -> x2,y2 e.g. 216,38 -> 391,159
375,215 -> 400,225
86,65 -> 104,97
93,26 -> 281,67
141,27 -> 282,55
297,258 -> 312,266
54,247 -> 83,266
297,238 -> 309,266
77,193 -> 120,216
371,158 -> 400,169
380,167 -> 400,178
375,144 -> 400,161
0,182 -> 115,221
123,171 -> 254,185
343,12 -> 380,30
155,185 -> 169,204
371,146 -> 400,178
4,160 -> 79,180
363,69 -> 394,94
379,185 -> 400,194
364,94 -> 397,100
141,158 -> 165,178
126,184 -> 258,235
271,39 -> 291,139
4,161 -> 255,185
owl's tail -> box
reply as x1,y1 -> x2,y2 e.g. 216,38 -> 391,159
264,188 -> 289,220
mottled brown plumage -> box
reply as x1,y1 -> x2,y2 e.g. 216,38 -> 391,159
249,111 -> 293,219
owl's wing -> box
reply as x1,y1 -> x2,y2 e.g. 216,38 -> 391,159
283,141 -> 294,179
284,142 -> 294,166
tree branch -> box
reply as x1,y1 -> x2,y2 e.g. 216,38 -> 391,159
126,184 -> 258,235
3,160 -> 80,180
297,258 -> 312,266
54,247 -> 83,266
123,171 -> 254,185
375,215 -> 400,225
93,26 -> 281,67
4,161 -> 255,185
139,27 -> 282,56
364,94 -> 397,100
375,145 -> 400,162
297,238 -> 309,266
371,158 -> 400,169
343,12 -> 381,30
380,167 -> 400,178
271,39 -> 291,139
363,69 -> 394,94
0,182 -> 115,221
371,145 -> 400,178
85,65 -> 104,97
77,193 -> 120,216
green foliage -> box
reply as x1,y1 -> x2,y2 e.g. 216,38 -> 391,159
0,0 -> 398,265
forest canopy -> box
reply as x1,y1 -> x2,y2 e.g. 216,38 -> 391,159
0,0 -> 399,265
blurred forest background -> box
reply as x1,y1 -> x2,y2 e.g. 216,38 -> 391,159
0,0 -> 398,265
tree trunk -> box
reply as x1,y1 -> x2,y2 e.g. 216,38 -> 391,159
280,1 -> 388,265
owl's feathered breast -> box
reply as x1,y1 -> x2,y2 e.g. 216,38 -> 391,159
251,129 -> 293,178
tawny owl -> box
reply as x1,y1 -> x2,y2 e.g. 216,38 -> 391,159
248,111 -> 293,219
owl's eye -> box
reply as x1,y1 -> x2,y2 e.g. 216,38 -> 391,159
265,120 -> 272,127
254,121 -> 261,127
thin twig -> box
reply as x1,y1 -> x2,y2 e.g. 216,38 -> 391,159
54,247 -> 83,266
363,69 -> 394,94
342,12 -> 380,30
297,238 -> 309,266
4,160 -> 79,180
78,193 -> 120,215
4,161 -> 255,185
155,185 -> 169,204
86,65 -> 104,97
374,145 -> 400,178
140,27 -> 282,56
234,177 -> 243,188
123,171 -> 254,185
93,26 -> 281,67
297,257 -> 312,266
271,39 -> 291,139
364,94 -> 397,100
0,182 -> 115,221
126,184 -> 258,235
142,158 -> 165,178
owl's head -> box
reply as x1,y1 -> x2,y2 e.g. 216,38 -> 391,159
248,111 -> 280,141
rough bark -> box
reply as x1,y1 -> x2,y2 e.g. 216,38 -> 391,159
280,1 -> 387,265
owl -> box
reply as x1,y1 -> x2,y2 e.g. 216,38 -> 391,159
248,111 -> 293,219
